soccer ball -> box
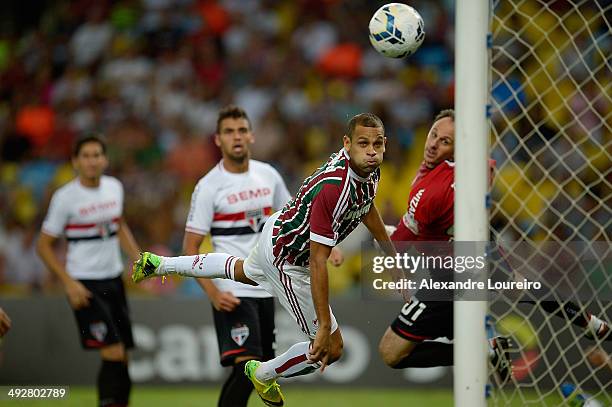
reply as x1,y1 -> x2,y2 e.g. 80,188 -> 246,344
369,3 -> 425,58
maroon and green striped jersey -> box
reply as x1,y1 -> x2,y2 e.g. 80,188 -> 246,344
272,148 -> 380,267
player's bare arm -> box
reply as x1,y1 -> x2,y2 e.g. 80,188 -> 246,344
36,232 -> 92,309
362,203 -> 397,257
309,240 -> 333,371
183,231 -> 240,312
117,217 -> 140,262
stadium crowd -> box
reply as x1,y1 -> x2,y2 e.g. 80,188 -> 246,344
0,0 -> 608,295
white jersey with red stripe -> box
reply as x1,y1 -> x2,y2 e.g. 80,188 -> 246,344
42,175 -> 124,280
186,159 -> 291,297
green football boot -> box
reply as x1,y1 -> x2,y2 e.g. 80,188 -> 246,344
132,252 -> 162,283
244,360 -> 285,406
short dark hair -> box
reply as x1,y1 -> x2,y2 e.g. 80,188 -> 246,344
346,113 -> 384,139
73,135 -> 107,157
434,109 -> 454,122
216,105 -> 251,133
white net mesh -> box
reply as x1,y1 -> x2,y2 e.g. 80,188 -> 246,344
489,0 -> 611,405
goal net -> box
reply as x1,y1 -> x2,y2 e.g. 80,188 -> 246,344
488,0 -> 610,405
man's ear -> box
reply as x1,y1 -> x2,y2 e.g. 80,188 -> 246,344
214,133 -> 221,147
343,135 -> 351,151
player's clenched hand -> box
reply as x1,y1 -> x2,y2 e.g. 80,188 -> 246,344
64,279 -> 92,310
0,308 -> 11,337
308,328 -> 332,372
211,291 -> 241,312
328,247 -> 344,267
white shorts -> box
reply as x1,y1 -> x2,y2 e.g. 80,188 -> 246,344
243,212 -> 338,339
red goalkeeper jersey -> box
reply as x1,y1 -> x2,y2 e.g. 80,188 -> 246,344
391,159 -> 495,242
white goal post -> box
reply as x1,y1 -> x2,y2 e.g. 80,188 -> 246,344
456,0 -> 611,406
454,1 -> 490,406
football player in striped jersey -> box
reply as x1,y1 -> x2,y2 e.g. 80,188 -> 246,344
133,113 -> 396,406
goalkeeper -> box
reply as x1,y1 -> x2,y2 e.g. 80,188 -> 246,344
376,109 -> 609,383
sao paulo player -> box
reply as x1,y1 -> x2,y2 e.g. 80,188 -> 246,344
132,113 -> 396,406
183,105 -> 291,407
37,136 -> 141,406
378,109 -> 610,383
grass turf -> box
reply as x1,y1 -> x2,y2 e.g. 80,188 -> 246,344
4,386 -> 567,406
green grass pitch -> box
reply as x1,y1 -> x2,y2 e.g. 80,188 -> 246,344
6,386 -> 565,406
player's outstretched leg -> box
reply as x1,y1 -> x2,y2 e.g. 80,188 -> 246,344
132,252 -> 241,283
243,341 -> 319,407
522,294 -> 611,341
244,335 -> 342,406
244,341 -> 318,406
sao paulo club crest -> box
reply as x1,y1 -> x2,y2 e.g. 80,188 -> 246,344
245,208 -> 266,233
90,321 -> 108,342
230,324 -> 250,346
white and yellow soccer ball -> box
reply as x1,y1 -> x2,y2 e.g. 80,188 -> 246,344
369,3 -> 425,58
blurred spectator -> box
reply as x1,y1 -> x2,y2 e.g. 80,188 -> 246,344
15,103 -> 55,149
164,121 -> 217,182
0,219 -> 47,291
70,5 -> 114,67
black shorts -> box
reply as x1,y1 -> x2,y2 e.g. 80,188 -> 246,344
73,276 -> 134,350
213,297 -> 275,367
390,297 -> 453,342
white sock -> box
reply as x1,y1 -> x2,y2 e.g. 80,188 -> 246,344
255,341 -> 321,382
159,253 -> 240,279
